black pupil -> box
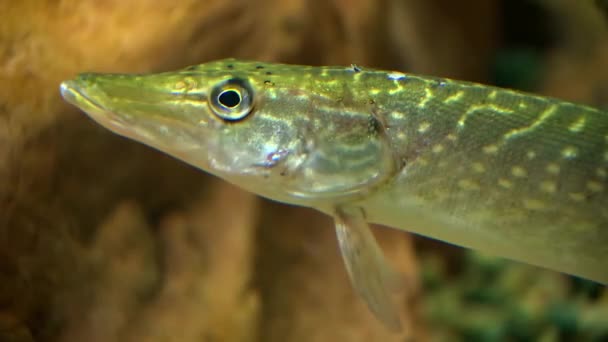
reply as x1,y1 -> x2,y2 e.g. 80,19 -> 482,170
218,89 -> 241,108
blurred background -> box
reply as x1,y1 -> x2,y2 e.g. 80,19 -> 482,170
1,0 -> 608,341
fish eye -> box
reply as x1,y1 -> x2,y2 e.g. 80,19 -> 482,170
209,78 -> 254,121
218,89 -> 241,108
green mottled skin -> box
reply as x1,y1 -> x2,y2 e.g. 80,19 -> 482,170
60,59 -> 608,284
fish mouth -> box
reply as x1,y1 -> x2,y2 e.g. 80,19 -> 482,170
59,80 -> 132,132
60,80 -> 104,114
59,77 -> 201,153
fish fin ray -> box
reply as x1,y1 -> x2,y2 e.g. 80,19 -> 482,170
334,206 -> 403,332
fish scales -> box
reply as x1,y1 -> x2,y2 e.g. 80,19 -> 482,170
310,65 -> 608,282
60,59 -> 608,329
357,74 -> 608,282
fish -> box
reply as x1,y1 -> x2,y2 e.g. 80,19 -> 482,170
59,59 -> 608,331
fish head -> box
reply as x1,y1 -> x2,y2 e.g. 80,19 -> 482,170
60,59 -> 396,206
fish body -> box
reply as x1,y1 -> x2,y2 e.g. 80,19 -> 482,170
60,59 -> 608,330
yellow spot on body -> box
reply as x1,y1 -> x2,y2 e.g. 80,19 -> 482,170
597,168 -> 607,179
561,146 -> 578,159
526,151 -> 536,160
518,102 -> 528,110
540,181 -> 557,194
569,193 -> 586,202
487,90 -> 497,100
503,104 -> 557,140
511,166 -> 527,178
457,115 -> 467,128
587,181 -> 604,192
175,80 -> 187,90
471,162 -> 486,173
459,104 -> 514,128
446,133 -> 457,141
458,179 -> 480,191
391,112 -> 404,120
488,104 -> 514,115
523,199 -> 546,210
432,144 -> 444,153
445,91 -> 464,104
546,163 -> 560,175
370,88 -> 381,95
389,86 -> 403,95
498,178 -> 513,189
418,88 -> 433,108
418,121 -> 431,133
568,116 -> 587,132
396,132 -> 407,141
483,144 -> 499,155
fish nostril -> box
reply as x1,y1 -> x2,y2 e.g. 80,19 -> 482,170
78,73 -> 105,83
78,73 -> 94,81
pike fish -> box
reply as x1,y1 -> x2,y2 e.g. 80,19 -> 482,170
60,59 -> 608,330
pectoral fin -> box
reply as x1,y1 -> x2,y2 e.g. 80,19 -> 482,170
334,206 -> 403,331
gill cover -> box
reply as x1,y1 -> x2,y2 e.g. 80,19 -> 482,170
280,103 -> 397,200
